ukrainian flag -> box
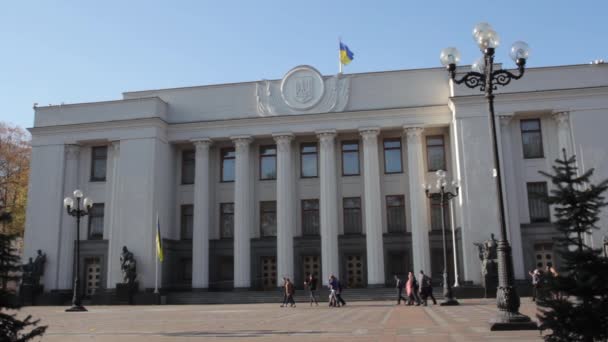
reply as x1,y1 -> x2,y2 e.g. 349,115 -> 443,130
340,42 -> 354,65
156,215 -> 164,262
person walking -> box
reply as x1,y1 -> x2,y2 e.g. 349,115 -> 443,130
334,276 -> 346,307
394,275 -> 407,305
304,273 -> 318,306
280,277 -> 288,307
412,273 -> 422,305
419,270 -> 436,306
328,275 -> 338,307
285,278 -> 296,307
529,268 -> 542,302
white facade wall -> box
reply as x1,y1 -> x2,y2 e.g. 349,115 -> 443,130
24,63 -> 608,291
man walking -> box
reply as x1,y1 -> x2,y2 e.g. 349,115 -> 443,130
304,273 -> 318,306
285,278 -> 296,307
394,275 -> 407,305
419,270 -> 436,306
333,275 -> 346,307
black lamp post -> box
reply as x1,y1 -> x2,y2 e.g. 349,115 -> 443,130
423,170 -> 459,306
440,22 -> 537,330
63,189 -> 93,312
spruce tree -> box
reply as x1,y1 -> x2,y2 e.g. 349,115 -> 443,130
0,211 -> 47,341
537,150 -> 608,342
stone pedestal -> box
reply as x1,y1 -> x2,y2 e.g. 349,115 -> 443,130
19,284 -> 43,306
116,282 -> 138,305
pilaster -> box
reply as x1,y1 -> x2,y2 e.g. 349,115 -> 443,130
57,144 -> 80,289
192,138 -> 212,288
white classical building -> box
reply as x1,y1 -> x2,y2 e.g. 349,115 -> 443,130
24,63 -> 608,296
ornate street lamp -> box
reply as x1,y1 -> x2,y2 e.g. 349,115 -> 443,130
63,189 -> 93,312
423,170 -> 459,306
440,23 -> 537,330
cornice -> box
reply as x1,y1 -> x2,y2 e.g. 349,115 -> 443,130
449,86 -> 608,107
28,117 -> 168,136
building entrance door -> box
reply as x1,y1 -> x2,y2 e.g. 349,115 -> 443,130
84,257 -> 101,297
345,255 -> 364,288
302,255 -> 320,280
534,243 -> 555,269
261,256 -> 277,290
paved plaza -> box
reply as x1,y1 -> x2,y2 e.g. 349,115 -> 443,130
18,298 -> 545,341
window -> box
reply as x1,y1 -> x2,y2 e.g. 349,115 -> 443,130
383,139 -> 403,174
180,204 -> 193,240
521,119 -> 544,159
300,143 -> 318,178
181,150 -> 195,184
343,197 -> 362,234
221,148 -> 236,182
527,182 -> 550,223
220,203 -> 234,239
259,145 -> 277,180
260,201 -> 277,237
302,199 -> 320,236
342,141 -> 360,176
426,136 -> 446,172
90,146 -> 108,182
430,197 -> 450,231
386,195 -> 406,233
87,203 -> 104,239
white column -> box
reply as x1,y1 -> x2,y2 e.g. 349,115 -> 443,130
232,135 -> 253,288
317,130 -> 340,286
359,128 -> 385,286
273,133 -> 295,286
498,115 -> 525,279
57,145 -> 80,289
106,141 -> 122,287
553,111 -> 573,157
192,138 -> 212,289
405,127 -> 431,275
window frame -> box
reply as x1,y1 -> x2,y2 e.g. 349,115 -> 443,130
260,201 -> 277,237
219,202 -> 234,239
343,197 -> 362,235
180,204 -> 194,240
386,195 -> 406,233
181,149 -> 195,185
341,140 -> 360,176
301,199 -> 320,236
527,182 -> 550,223
259,145 -> 277,181
383,138 -> 403,174
87,203 -> 104,240
220,147 -> 236,183
429,196 -> 450,231
90,146 -> 108,182
300,142 -> 319,178
520,118 -> 545,159
426,135 -> 446,172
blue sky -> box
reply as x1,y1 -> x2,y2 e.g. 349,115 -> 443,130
0,1 -> 606,129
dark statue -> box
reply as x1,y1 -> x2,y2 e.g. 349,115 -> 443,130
120,246 -> 137,285
22,250 -> 46,286
474,234 -> 498,297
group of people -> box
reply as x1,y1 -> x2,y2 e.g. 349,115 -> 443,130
395,270 -> 436,306
529,262 -> 559,302
280,274 -> 347,308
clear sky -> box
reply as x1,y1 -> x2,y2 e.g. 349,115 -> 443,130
0,0 -> 606,129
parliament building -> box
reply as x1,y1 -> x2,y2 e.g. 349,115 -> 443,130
24,63 -> 608,297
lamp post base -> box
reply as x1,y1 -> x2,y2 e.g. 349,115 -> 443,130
65,305 -> 87,312
440,298 -> 460,306
489,312 -> 537,331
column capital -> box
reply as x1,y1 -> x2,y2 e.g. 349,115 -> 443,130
404,126 -> 424,139
359,127 -> 380,140
273,133 -> 294,153
499,115 -> 513,126
65,145 -> 80,160
552,111 -> 570,127
231,135 -> 253,149
315,129 -> 337,140
192,138 -> 213,151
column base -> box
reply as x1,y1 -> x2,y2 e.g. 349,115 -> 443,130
366,283 -> 386,288
489,312 -> 538,331
65,305 -> 87,312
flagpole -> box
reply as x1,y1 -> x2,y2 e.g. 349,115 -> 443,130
154,213 -> 159,294
338,36 -> 343,74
